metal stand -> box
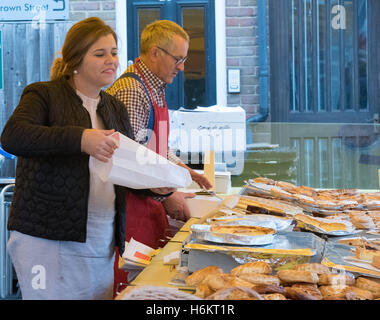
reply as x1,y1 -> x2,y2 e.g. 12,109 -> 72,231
0,183 -> 20,299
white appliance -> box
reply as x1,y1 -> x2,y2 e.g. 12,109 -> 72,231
168,105 -> 246,175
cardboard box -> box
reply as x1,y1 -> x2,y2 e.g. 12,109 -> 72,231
185,195 -> 221,218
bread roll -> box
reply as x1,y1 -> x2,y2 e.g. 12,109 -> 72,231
252,284 -> 286,295
203,273 -> 253,291
238,273 -> 280,286
319,285 -> 351,299
293,263 -> 331,274
230,261 -> 272,276
337,238 -> 365,247
285,284 -> 322,300
206,287 -> 263,300
355,247 -> 380,261
372,255 -> 380,269
318,274 -> 355,286
262,293 -> 287,300
277,269 -> 319,284
185,266 -> 223,286
319,285 -> 373,300
254,177 -> 275,185
356,277 -> 380,299
348,286 -> 374,300
195,283 -> 214,299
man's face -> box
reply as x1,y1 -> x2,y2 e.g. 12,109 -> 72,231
155,35 -> 189,84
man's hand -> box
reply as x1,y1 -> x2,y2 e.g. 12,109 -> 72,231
190,170 -> 213,190
150,187 -> 177,195
162,191 -> 196,222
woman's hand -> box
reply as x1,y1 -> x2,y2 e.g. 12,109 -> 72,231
81,129 -> 118,162
150,187 -> 177,195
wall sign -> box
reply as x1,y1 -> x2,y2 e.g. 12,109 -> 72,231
0,0 -> 69,21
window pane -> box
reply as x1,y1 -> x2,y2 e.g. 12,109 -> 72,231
304,138 -> 315,186
344,1 -> 354,110
317,0 -> 326,111
182,7 -> 206,108
357,0 -> 368,109
330,0 -> 341,111
318,138 -> 329,187
304,0 -> 313,112
138,8 -> 160,52
289,0 -> 299,112
331,137 -> 343,188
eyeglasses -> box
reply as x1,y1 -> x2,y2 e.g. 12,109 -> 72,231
157,46 -> 188,66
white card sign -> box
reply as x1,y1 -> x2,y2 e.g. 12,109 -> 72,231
0,0 -> 69,21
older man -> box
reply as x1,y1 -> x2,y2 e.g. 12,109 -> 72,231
107,20 -> 211,251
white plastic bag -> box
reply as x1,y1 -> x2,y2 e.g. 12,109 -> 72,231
93,132 -> 192,189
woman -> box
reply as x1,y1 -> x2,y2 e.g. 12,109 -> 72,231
1,17 -> 174,300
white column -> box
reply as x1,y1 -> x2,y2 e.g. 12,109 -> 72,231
115,0 -> 128,77
215,0 -> 227,107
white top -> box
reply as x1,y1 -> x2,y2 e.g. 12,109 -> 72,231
77,90 -> 116,215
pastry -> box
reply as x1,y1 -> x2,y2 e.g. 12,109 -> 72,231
203,273 -> 253,291
319,285 -> 373,300
293,263 -> 331,274
356,277 -> 380,299
294,214 -> 347,233
230,261 -> 272,276
238,273 -> 280,286
318,273 -> 355,286
185,266 -> 223,286
338,237 -> 365,247
206,287 -> 263,300
251,284 -> 286,295
372,255 -> 380,269
262,293 -> 287,300
253,177 -> 275,185
295,185 -> 317,198
284,284 -> 322,300
210,225 -> 275,237
349,212 -> 375,229
347,286 -> 374,300
275,180 -> 297,192
236,195 -> 303,215
319,285 -> 350,299
277,269 -> 319,284
195,283 -> 214,299
355,246 -> 380,261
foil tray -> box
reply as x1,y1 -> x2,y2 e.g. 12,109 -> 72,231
207,214 -> 294,233
183,232 -> 325,273
323,240 -> 380,279
190,224 -> 275,246
297,220 -> 356,236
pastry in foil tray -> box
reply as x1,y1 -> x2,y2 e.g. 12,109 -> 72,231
294,213 -> 351,234
210,225 -> 276,237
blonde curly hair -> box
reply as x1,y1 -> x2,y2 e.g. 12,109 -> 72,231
140,20 -> 189,55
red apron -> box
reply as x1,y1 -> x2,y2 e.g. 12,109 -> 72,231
114,60 -> 170,295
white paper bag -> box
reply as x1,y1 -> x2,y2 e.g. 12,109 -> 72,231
93,132 -> 192,189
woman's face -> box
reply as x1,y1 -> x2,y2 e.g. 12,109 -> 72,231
75,33 -> 118,95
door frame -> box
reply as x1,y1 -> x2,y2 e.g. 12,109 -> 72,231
269,0 -> 379,123
115,0 -> 227,107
